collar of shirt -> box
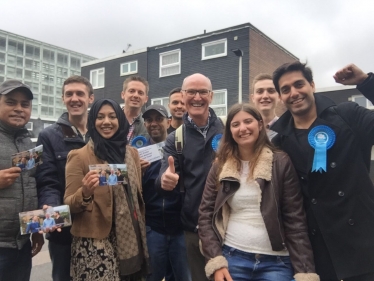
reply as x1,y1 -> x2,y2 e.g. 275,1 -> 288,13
266,116 -> 279,129
187,112 -> 211,138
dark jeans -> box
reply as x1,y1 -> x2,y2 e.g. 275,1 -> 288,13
48,240 -> 71,281
222,245 -> 294,281
0,240 -> 32,281
184,231 -> 208,281
146,227 -> 191,281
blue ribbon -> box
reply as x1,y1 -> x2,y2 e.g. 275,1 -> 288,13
211,134 -> 222,152
131,136 -> 147,148
308,125 -> 335,173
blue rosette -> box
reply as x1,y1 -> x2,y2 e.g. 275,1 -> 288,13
131,136 -> 147,148
211,134 -> 222,152
308,125 -> 336,173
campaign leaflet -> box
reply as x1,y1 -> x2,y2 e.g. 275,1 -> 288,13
11,144 -> 43,172
89,164 -> 127,186
19,205 -> 71,235
137,141 -> 165,163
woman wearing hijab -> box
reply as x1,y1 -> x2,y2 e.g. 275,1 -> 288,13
64,99 -> 149,281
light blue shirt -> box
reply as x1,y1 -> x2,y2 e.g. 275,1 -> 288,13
42,217 -> 55,228
107,174 -> 118,185
26,158 -> 35,170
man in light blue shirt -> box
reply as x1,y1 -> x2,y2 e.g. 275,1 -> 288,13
107,170 -> 118,186
42,213 -> 55,231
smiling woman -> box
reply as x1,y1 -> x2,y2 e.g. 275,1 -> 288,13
198,103 -> 319,281
64,98 -> 150,281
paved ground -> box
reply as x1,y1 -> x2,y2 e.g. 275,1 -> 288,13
31,237 -> 52,281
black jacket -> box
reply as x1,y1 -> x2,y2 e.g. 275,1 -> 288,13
142,153 -> 183,235
35,112 -> 88,244
271,73 -> 374,279
155,108 -> 224,232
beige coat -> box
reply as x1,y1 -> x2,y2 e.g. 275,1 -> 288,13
64,142 -> 143,239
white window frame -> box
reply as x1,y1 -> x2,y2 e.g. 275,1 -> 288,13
202,39 -> 227,60
351,95 -> 374,109
151,97 -> 170,115
159,49 -> 181,78
211,89 -> 227,117
120,61 -> 138,76
90,68 -> 105,89
25,122 -> 33,131
43,123 -> 52,129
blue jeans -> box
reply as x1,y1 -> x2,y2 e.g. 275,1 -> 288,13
222,245 -> 294,281
48,240 -> 71,281
0,240 -> 32,281
146,227 -> 191,281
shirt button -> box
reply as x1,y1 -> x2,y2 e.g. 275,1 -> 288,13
57,155 -> 61,159
348,219 -> 354,225
311,198 -> 317,204
311,229 -> 316,235
338,191 -> 345,196
330,162 -> 337,168
224,187 -> 230,192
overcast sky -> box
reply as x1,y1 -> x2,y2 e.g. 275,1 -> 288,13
1,0 -> 373,88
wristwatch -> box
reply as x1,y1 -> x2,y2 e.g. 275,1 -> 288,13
83,195 -> 92,203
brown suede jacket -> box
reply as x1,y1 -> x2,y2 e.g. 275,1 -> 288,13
198,147 -> 319,281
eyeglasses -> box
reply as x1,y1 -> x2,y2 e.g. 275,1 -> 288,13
182,89 -> 211,97
144,116 -> 166,123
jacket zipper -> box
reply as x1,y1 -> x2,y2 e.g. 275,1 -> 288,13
162,197 -> 166,228
270,178 -> 286,249
14,137 -> 24,213
212,178 -> 238,244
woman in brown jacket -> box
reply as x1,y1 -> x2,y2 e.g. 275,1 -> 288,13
64,99 -> 149,281
198,104 -> 319,281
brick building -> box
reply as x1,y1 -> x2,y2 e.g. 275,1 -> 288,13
82,23 -> 298,115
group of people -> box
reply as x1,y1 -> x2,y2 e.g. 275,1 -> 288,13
98,169 -> 125,186
0,61 -> 373,281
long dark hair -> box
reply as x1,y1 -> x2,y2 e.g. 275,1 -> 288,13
216,103 -> 275,180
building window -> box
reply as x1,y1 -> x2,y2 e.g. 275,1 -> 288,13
0,37 -> 6,52
25,122 -> 33,131
159,49 -> 181,78
25,45 -> 40,60
71,57 -> 80,69
0,53 -> 5,63
43,123 -> 52,129
202,39 -> 227,60
57,53 -> 68,67
25,59 -> 40,70
43,49 -> 55,63
121,61 -> 138,76
351,95 -> 374,109
211,89 -> 227,116
90,68 -> 105,89
151,97 -> 170,114
57,67 -> 68,77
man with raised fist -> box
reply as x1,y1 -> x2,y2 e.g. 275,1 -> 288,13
156,74 -> 224,281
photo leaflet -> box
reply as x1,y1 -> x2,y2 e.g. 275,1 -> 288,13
89,163 -> 128,186
11,144 -> 43,172
137,141 -> 165,163
19,204 -> 72,235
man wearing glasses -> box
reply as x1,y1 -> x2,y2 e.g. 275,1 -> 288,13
157,74 -> 224,281
142,104 -> 191,281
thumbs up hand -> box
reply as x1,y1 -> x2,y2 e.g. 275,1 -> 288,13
161,156 -> 179,191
